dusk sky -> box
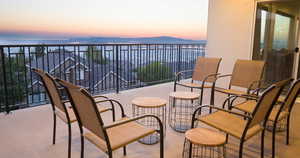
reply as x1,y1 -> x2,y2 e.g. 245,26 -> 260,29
0,0 -> 208,40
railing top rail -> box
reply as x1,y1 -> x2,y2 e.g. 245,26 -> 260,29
0,43 -> 205,47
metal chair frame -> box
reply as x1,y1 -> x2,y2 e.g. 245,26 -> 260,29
32,68 -> 111,158
229,78 -> 300,158
174,57 -> 222,107
191,80 -> 288,158
57,79 -> 164,158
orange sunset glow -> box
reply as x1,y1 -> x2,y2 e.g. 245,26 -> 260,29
0,0 -> 208,40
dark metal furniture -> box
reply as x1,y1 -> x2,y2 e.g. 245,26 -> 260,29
169,91 -> 200,132
174,57 -> 221,106
231,78 -> 300,158
132,97 -> 167,144
32,68 -> 111,158
183,128 -> 226,158
191,79 -> 289,158
56,79 -> 164,158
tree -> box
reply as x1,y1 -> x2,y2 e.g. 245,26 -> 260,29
0,48 -> 26,112
86,46 -> 108,64
136,62 -> 173,84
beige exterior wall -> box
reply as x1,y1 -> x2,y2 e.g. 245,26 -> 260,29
206,0 -> 256,87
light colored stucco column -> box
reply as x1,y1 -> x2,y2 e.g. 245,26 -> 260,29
206,0 -> 256,87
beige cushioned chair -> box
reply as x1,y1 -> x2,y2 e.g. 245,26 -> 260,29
214,59 -> 265,103
32,68 -> 111,158
231,78 -> 300,158
191,79 -> 289,158
174,57 -> 222,105
56,79 -> 164,158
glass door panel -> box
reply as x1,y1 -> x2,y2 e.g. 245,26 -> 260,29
253,1 -> 299,86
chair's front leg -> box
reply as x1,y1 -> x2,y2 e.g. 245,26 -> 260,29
261,129 -> 265,158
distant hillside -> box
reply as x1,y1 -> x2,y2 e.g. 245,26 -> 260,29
0,36 -> 206,45
68,36 -> 206,44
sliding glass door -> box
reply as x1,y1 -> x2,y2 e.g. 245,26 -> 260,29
253,1 -> 299,86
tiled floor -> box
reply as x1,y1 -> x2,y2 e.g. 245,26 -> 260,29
0,82 -> 299,158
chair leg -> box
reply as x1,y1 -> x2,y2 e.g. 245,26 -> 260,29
272,121 -> 277,158
68,122 -> 72,158
80,134 -> 84,158
261,129 -> 265,158
239,140 -> 244,158
286,115 -> 291,145
200,89 -> 203,106
210,87 -> 215,106
160,129 -> 164,158
108,150 -> 113,158
188,142 -> 193,158
123,146 -> 127,156
174,83 -> 177,92
52,114 -> 56,145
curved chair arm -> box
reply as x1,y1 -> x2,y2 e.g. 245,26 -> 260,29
216,74 -> 232,79
191,104 -> 252,128
93,95 -> 109,100
201,73 -> 221,89
215,74 -> 232,87
95,99 -> 126,118
247,80 -> 265,94
174,70 -> 194,81
104,114 -> 163,134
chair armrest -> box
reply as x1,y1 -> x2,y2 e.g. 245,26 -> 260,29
93,95 -> 109,100
216,74 -> 232,79
62,100 -> 70,104
175,70 -> 194,81
203,73 -> 220,82
95,99 -> 126,118
104,114 -> 163,132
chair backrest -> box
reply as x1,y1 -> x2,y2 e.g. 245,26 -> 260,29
248,79 -> 292,128
56,79 -> 106,140
32,68 -> 65,112
281,79 -> 300,112
230,59 -> 265,89
192,57 -> 222,82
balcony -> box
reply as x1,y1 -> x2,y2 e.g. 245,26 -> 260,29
1,43 -> 300,158
1,81 -> 300,158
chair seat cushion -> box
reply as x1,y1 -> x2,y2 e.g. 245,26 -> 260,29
177,82 -> 212,89
268,107 -> 289,122
233,100 -> 257,113
198,111 -> 262,140
215,87 -> 247,95
84,118 -> 156,152
233,101 -> 289,122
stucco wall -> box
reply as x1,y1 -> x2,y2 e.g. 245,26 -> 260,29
206,0 -> 256,87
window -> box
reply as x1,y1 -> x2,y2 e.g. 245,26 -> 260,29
273,13 -> 291,50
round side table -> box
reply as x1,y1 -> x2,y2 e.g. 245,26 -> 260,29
132,97 -> 167,144
183,128 -> 226,158
169,91 -> 200,132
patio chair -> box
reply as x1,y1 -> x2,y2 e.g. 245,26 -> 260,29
32,68 -> 112,158
231,78 -> 300,158
56,78 -> 164,158
174,57 -> 222,105
214,59 -> 265,104
191,79 -> 289,158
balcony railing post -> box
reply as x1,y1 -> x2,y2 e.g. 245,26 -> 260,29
0,47 -> 9,114
116,45 -> 119,93
177,45 -> 182,74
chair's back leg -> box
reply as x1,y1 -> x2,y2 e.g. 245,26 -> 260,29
52,114 -> 57,145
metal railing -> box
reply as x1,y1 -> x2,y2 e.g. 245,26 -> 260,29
0,43 -> 205,113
